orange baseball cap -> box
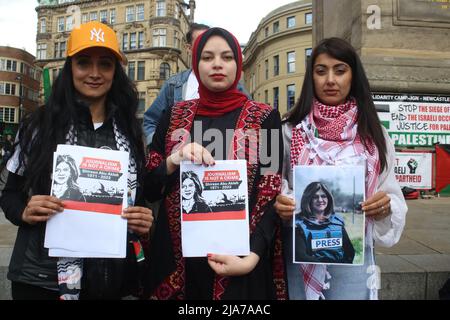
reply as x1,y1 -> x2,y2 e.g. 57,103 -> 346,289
66,21 -> 124,62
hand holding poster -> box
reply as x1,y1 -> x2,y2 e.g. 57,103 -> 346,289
44,144 -> 129,258
180,160 -> 249,257
293,165 -> 365,266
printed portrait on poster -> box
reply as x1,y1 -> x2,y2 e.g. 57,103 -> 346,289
293,165 -> 365,266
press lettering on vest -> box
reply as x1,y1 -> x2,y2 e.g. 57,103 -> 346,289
311,237 -> 342,250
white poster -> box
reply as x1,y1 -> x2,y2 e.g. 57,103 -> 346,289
293,165 -> 365,266
394,152 -> 433,189
44,144 -> 129,258
180,160 -> 249,257
374,93 -> 450,146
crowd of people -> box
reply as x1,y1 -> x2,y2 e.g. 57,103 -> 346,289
0,20 -> 407,300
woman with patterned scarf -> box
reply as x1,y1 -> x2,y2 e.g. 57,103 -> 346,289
144,27 -> 286,300
0,21 -> 152,300
274,37 -> 407,300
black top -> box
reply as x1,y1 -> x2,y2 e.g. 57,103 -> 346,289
0,104 -> 144,297
144,104 -> 283,299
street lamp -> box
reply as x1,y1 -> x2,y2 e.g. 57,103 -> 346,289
15,75 -> 24,120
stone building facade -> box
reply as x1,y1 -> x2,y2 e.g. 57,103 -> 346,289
242,1 -> 312,116
313,0 -> 450,95
35,0 -> 195,118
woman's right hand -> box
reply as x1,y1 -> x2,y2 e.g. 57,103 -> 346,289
22,195 -> 64,225
274,195 -> 296,220
166,142 -> 215,175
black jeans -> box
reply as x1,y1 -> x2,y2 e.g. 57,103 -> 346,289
11,281 -> 59,300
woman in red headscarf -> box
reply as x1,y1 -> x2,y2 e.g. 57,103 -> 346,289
143,27 -> 286,300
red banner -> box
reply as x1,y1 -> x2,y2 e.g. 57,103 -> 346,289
435,144 -> 450,192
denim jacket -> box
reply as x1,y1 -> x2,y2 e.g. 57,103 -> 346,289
143,69 -> 249,145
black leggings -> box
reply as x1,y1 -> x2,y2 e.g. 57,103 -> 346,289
11,281 -> 59,300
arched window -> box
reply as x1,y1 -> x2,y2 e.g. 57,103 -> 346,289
160,62 -> 170,80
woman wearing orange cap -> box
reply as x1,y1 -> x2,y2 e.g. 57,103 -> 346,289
0,21 -> 152,300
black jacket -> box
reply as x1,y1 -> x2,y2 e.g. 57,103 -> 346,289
0,104 -> 145,295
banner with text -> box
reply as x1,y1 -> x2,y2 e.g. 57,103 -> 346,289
374,93 -> 450,147
394,152 -> 433,189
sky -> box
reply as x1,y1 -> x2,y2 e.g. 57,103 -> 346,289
0,0 -> 297,56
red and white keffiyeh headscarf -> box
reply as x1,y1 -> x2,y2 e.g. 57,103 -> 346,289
290,98 -> 380,300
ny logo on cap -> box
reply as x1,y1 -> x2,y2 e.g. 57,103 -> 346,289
90,28 -> 105,43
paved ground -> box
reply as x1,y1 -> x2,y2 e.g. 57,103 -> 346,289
1,197 -> 449,299
375,196 -> 450,299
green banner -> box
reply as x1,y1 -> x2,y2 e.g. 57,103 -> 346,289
389,132 -> 450,146
42,68 -> 51,103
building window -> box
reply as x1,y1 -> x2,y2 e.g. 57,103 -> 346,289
130,33 -> 137,50
287,16 -> 296,28
137,4 -> 145,21
273,21 -> 279,33
90,11 -> 97,21
6,60 -> 17,72
287,84 -> 296,110
137,61 -> 145,80
110,9 -> 116,24
138,92 -> 146,113
37,43 -> 47,60
66,16 -> 73,31
100,10 -> 108,23
273,55 -> 279,76
153,28 -> 167,47
82,13 -> 88,24
264,90 -> 268,104
174,31 -> 180,48
156,1 -> 166,17
0,107 -> 17,123
287,51 -> 296,73
0,83 -> 16,96
40,18 -> 46,33
265,60 -> 269,80
126,6 -> 135,22
305,12 -> 312,24
305,48 -> 312,66
251,73 -> 256,93
160,62 -> 170,79
175,4 -> 180,19
128,61 -> 135,81
54,41 -> 66,58
138,32 -> 145,49
57,17 -> 65,32
273,87 -> 279,110
122,34 -> 128,51
265,27 -> 269,37
60,41 -> 66,58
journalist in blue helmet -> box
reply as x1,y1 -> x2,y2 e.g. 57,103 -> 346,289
294,182 -> 355,264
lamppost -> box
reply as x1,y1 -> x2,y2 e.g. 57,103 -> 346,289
15,75 -> 24,120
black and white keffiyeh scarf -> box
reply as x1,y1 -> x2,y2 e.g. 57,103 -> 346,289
57,120 -> 137,300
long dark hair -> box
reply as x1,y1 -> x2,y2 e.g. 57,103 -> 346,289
300,182 -> 334,220
17,57 -> 145,194
285,37 -> 387,171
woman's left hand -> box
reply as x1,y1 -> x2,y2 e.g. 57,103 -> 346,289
362,191 -> 391,221
122,206 -> 153,236
207,252 -> 260,276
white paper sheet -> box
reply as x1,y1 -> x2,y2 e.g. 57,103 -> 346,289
44,144 -> 129,258
180,160 -> 249,257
